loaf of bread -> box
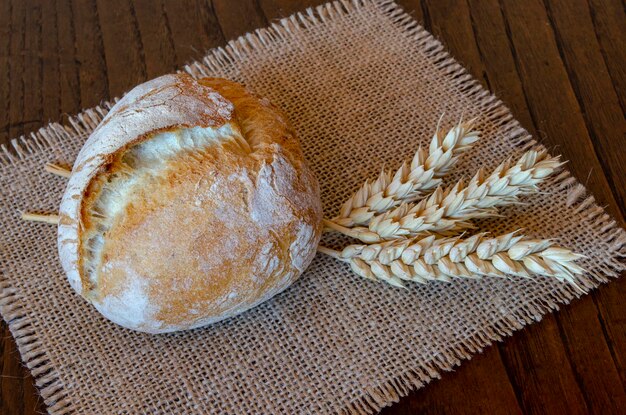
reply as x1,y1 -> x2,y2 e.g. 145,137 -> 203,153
58,73 -> 323,333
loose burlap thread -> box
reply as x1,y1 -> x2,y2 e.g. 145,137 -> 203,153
1,1 -> 624,414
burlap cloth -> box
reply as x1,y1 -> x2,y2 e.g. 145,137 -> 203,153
1,1 -> 624,413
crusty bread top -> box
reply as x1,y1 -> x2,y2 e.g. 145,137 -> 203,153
58,74 -> 235,295
58,74 -> 323,332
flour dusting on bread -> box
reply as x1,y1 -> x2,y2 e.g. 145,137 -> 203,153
82,123 -> 244,289
94,263 -> 159,329
58,74 -> 322,333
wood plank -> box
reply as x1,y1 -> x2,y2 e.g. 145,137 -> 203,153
258,0 -> 328,20
41,0 -> 60,124
465,0 -> 535,133
381,347 -> 523,414
0,333 -> 43,415
431,3 -> 613,412
491,1 -> 626,413
423,0 -> 489,90
588,0 -> 626,112
21,355 -> 40,415
163,0 -> 225,67
499,317 -> 589,414
0,0 -> 11,145
544,0 -> 626,395
213,0 -> 267,40
7,0 -> 25,140
417,1 -> 612,413
545,0 -> 625,217
96,0 -> 146,97
594,279 -> 626,390
134,0 -> 177,78
72,0 -> 109,107
2,332 -> 25,415
21,0 -> 43,132
555,296 -> 626,413
468,0 -> 626,399
0,332 -> 43,415
468,0 -> 624,410
499,0 -> 621,218
56,0 -> 81,117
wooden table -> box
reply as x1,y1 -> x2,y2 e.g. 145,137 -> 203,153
0,1 -> 624,413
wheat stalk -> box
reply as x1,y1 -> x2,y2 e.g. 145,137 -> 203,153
20,164 -> 70,225
21,212 -> 60,224
44,163 -> 71,178
318,231 -> 585,289
333,118 -> 479,227
328,149 -> 562,242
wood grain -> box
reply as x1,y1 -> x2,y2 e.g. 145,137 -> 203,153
72,0 -> 108,108
55,0 -> 81,119
587,0 -> 626,112
0,0 -> 10,144
96,0 -> 147,97
0,1 -> 624,414
134,0 -> 177,78
213,0 -> 267,40
41,0 -> 60,124
163,0 -> 225,67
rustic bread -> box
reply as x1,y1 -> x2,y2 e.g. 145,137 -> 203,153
58,73 -> 322,333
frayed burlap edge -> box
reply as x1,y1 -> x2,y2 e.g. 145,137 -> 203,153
0,1 -> 624,414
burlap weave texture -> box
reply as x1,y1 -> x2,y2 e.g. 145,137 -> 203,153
0,1 -> 624,414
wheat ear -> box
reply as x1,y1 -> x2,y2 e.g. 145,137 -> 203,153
318,231 -> 585,289
330,149 -> 562,242
333,118 -> 479,227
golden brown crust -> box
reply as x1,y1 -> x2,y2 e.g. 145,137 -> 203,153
59,74 -> 323,333
96,141 -> 318,328
198,78 -> 304,160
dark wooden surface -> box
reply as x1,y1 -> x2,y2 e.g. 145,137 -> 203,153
0,0 -> 624,413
